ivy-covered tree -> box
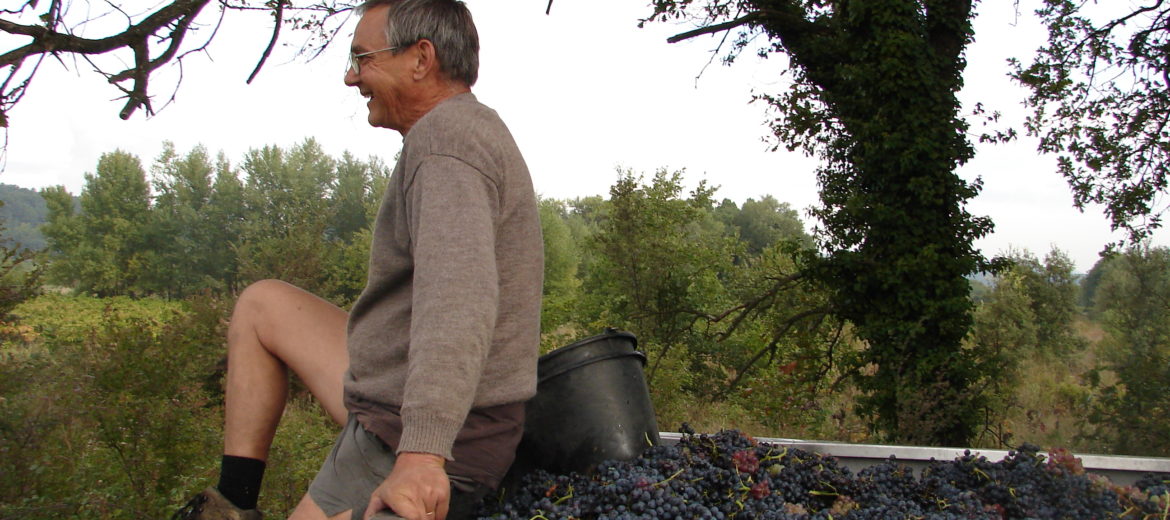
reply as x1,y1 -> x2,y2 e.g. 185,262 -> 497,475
644,0 -> 1000,445
1013,1 -> 1170,244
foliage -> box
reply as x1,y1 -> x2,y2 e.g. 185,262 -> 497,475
967,247 -> 1087,447
40,151 -> 153,296
1007,248 -> 1083,354
725,195 -> 813,255
562,170 -> 846,436
0,204 -> 40,321
0,294 -> 335,518
1084,246 -> 1170,456
538,198 -> 581,337
0,183 -> 49,250
970,267 -> 1039,446
36,141 -> 389,305
1013,1 -> 1170,244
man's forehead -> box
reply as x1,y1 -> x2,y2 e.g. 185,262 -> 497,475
351,5 -> 390,50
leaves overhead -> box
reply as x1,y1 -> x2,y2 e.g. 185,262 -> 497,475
1013,0 -> 1170,245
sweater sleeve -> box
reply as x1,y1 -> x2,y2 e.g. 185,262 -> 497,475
397,153 -> 500,460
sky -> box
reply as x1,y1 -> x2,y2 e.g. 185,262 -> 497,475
1,1 -> 1162,273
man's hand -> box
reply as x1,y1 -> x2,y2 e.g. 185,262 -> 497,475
363,452 -> 450,520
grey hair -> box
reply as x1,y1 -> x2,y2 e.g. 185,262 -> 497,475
356,0 -> 479,86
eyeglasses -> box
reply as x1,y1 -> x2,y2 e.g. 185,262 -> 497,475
347,46 -> 398,74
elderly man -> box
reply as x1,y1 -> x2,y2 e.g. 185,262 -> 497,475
172,1 -> 543,519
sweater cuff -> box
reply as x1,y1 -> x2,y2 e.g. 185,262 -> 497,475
397,410 -> 465,461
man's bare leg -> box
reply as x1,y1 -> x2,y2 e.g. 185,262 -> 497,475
288,492 -> 352,520
223,279 -> 350,461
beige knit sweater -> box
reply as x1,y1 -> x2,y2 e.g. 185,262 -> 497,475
343,92 -> 543,482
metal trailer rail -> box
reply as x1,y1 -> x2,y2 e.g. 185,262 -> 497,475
658,432 -> 1170,487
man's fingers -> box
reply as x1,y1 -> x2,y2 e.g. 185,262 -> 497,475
433,494 -> 449,520
362,495 -> 387,520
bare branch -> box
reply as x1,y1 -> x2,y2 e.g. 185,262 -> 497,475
667,13 -> 759,44
720,305 -> 832,396
248,0 -> 286,84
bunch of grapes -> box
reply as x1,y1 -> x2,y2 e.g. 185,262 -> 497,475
473,426 -> 1170,519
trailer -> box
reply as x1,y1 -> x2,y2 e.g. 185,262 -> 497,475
658,432 -> 1170,487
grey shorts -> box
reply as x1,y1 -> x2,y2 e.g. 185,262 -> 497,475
308,414 -> 491,520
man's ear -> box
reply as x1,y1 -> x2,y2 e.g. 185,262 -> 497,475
412,39 -> 439,81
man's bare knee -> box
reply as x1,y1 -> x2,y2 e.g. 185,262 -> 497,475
229,280 -> 305,346
233,279 -> 295,323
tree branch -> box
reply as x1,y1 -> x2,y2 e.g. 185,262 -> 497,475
667,13 -> 759,44
720,305 -> 831,397
248,0 -> 286,84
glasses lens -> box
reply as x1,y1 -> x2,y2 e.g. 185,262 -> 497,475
348,53 -> 359,74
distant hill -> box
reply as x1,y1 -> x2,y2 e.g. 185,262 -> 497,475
0,183 -> 48,251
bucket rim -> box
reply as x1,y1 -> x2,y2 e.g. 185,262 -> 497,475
541,328 -> 637,361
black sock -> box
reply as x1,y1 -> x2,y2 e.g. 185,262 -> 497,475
217,455 -> 266,510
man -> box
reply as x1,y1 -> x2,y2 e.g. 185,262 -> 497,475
172,1 -> 543,519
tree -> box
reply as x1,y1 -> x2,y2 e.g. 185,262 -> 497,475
1013,1 -> 1170,244
1087,246 -> 1170,456
148,142 -> 221,297
235,140 -> 334,294
41,151 -> 153,295
1002,247 -> 1083,354
645,0 -> 1000,445
969,267 -> 1038,446
581,169 -> 735,384
0,0 -> 352,127
730,195 -> 812,255
538,198 -> 582,337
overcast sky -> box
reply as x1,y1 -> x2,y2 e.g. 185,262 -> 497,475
1,1 -> 1162,273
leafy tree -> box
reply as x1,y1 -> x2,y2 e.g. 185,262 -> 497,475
581,169 -> 735,384
731,195 -> 812,254
330,152 -> 377,242
1005,248 -> 1083,354
1087,246 -> 1170,456
235,140 -> 336,294
1079,253 -> 1113,312
968,267 -> 1038,446
645,0 -> 999,445
323,153 -> 389,305
41,151 -> 153,295
147,142 -> 222,297
538,198 -> 581,337
39,185 -> 82,284
1013,1 -> 1170,244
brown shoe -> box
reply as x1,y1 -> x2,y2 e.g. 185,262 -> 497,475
171,488 -> 262,520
